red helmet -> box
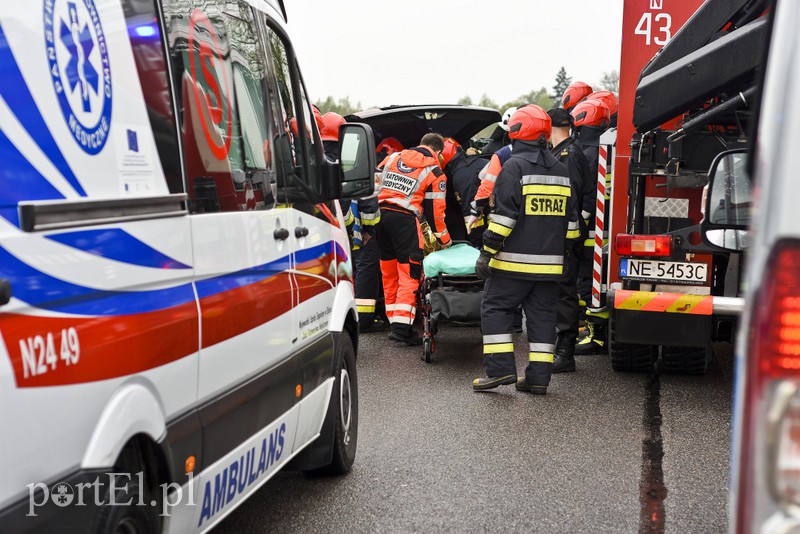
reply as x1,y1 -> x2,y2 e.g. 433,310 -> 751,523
508,105 -> 551,142
440,137 -> 461,169
562,81 -> 593,110
312,105 -> 324,131
586,91 -> 618,116
320,112 -> 346,142
571,99 -> 611,129
376,137 -> 404,155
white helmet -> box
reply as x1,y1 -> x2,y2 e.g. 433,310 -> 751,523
499,107 -> 518,132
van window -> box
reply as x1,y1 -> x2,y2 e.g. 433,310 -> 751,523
121,0 -> 182,194
262,25 -> 320,202
162,0 -> 279,212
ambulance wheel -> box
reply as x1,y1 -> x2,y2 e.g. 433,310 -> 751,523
308,334 -> 358,476
423,337 -> 433,363
660,345 -> 712,375
610,341 -> 657,373
96,444 -> 160,534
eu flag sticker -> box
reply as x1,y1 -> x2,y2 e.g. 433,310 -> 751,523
619,258 -> 629,277
127,129 -> 139,153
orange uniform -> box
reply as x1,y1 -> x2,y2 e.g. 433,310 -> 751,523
377,146 -> 450,335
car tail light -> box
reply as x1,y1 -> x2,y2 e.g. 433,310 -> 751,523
736,241 -> 800,532
614,234 -> 672,257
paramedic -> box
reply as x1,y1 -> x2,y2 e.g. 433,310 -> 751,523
472,105 -> 580,394
548,107 -> 592,373
571,99 -> 612,355
378,133 -> 451,345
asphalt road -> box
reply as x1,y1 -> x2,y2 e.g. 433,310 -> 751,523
215,325 -> 733,534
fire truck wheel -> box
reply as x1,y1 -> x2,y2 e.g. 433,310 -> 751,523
307,334 -> 358,476
610,341 -> 657,373
96,443 -> 161,534
660,345 -> 712,375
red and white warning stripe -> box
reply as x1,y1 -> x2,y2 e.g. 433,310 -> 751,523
592,146 -> 607,308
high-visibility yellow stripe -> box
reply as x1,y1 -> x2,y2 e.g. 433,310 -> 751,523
357,305 -> 376,314
522,184 -> 572,196
362,217 -> 381,226
487,222 -> 512,237
484,343 -> 515,354
615,291 -> 659,311
529,352 -> 554,363
566,229 -> 581,239
489,259 -> 563,275
483,246 -> 498,255
584,238 -> 610,247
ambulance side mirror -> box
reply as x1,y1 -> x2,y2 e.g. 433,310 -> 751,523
701,149 -> 751,252
338,123 -> 376,200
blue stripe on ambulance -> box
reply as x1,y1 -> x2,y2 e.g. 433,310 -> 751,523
0,128 -> 65,227
46,228 -> 192,269
0,23 -> 86,198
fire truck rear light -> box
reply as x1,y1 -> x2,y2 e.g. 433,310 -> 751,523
614,234 -> 672,257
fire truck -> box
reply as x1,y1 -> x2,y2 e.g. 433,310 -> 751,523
597,0 -> 767,374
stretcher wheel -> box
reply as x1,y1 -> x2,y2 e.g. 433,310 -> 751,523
422,337 -> 433,363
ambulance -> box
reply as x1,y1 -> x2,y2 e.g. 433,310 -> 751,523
0,0 -> 376,531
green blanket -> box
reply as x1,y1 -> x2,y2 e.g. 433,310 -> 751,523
423,244 -> 480,278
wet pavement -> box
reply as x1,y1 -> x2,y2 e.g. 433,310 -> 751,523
216,325 -> 733,533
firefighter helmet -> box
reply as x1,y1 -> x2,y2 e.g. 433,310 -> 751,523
376,137 -> 404,156
320,112 -> 346,142
312,105 -> 324,131
586,90 -> 618,116
571,99 -> 611,129
508,105 -> 551,142
440,137 -> 461,169
499,107 -> 518,132
562,81 -> 593,110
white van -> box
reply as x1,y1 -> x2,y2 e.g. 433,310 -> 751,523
709,0 -> 800,531
0,0 -> 376,531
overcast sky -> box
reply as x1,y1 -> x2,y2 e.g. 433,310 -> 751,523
285,0 -> 624,109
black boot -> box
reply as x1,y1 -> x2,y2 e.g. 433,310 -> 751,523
388,324 -> 422,346
553,334 -> 576,373
574,317 -> 608,355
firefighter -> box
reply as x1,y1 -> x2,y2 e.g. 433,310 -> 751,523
466,142 -> 513,233
571,99 -> 612,355
472,105 -> 581,394
323,113 -> 385,332
378,133 -> 451,345
587,90 -> 619,128
562,81 -> 593,111
440,137 -> 484,245
483,107 -> 518,154
548,107 -> 593,373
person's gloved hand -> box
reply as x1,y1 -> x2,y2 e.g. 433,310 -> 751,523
440,240 -> 452,250
475,252 -> 492,280
466,214 -> 479,234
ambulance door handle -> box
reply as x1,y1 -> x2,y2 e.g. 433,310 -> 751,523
0,279 -> 10,306
295,227 -> 309,238
273,228 -> 290,241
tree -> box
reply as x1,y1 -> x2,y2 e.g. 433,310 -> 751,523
552,67 -> 572,104
457,95 -> 473,105
599,70 -> 620,94
315,96 -> 363,116
478,93 -> 499,109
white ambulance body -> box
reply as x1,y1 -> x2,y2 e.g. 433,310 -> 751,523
0,0 -> 374,531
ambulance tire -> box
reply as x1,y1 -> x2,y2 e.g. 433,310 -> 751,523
610,341 -> 657,373
307,334 -> 358,476
96,443 -> 160,534
660,345 -> 712,375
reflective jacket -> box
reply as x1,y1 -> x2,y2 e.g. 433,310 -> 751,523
378,146 -> 451,245
576,125 -> 609,247
552,137 -> 593,246
346,197 -> 381,250
482,141 -> 581,281
445,151 -> 490,218
470,144 -> 512,216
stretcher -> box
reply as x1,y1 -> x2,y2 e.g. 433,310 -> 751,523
418,243 -> 484,362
